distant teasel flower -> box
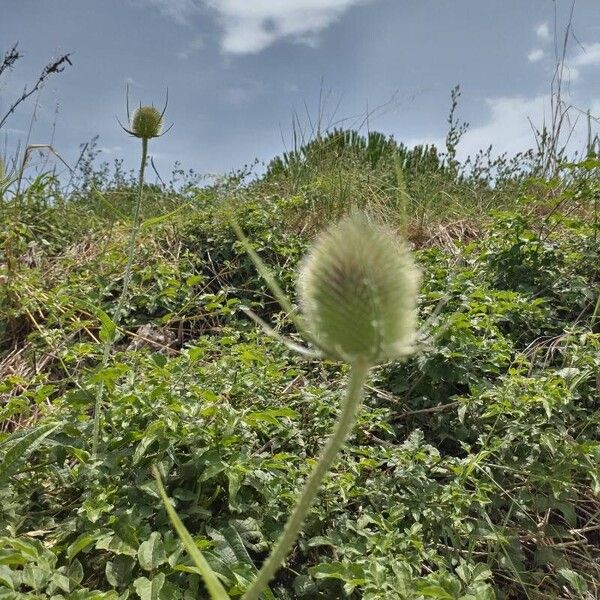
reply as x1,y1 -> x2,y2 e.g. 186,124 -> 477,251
119,89 -> 171,140
129,106 -> 164,139
298,212 -> 420,365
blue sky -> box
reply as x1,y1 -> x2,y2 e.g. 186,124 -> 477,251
1,0 -> 600,179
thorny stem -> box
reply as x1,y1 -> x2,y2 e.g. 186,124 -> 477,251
242,360 -> 370,600
91,137 -> 148,458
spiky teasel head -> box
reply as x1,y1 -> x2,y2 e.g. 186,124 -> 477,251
298,212 -> 420,365
129,106 -> 163,139
120,88 -> 171,140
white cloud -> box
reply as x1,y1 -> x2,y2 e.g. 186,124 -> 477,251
140,0 -> 375,54
571,42 -> 600,68
535,21 -> 551,42
405,94 -> 598,160
562,43 -> 600,83
404,97 -> 549,158
458,96 -> 549,158
206,0 -> 376,54
527,48 -> 545,63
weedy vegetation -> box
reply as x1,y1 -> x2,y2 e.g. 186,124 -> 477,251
0,43 -> 599,600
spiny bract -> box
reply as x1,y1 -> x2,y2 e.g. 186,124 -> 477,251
131,106 -> 163,139
298,212 -> 420,365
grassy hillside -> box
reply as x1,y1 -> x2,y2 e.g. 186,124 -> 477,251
0,130 -> 599,600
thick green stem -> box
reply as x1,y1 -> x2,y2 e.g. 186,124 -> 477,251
242,360 -> 370,600
91,137 -> 148,458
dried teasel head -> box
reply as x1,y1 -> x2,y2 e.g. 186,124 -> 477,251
298,212 -> 420,365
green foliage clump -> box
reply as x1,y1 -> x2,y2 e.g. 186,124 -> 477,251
0,134 -> 599,599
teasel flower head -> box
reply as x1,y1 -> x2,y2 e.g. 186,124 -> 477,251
129,106 -> 163,139
298,212 -> 420,365
119,88 -> 171,140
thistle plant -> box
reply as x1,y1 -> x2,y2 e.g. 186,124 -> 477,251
91,93 -> 170,458
156,211 -> 420,599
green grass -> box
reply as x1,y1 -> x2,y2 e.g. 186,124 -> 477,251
0,131 -> 599,599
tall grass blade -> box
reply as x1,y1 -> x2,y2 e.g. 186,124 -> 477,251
152,466 -> 230,600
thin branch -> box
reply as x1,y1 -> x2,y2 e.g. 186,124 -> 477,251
0,53 -> 72,131
0,43 -> 21,79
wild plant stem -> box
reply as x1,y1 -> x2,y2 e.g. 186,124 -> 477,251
242,360 -> 369,600
91,137 -> 147,458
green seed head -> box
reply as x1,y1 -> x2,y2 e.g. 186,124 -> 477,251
131,106 -> 163,139
0,156 -> 4,182
298,213 -> 420,365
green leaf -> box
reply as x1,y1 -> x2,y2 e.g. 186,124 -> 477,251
244,408 -> 299,426
50,570 -> 72,594
134,573 -> 166,600
106,556 -> 136,588
97,308 -> 117,344
140,206 -> 187,229
138,532 -> 167,572
418,585 -> 455,599
67,533 -> 100,561
0,566 -> 15,589
209,524 -> 276,600
152,467 -> 230,600
0,423 -> 59,486
558,568 -> 588,595
67,559 -> 84,587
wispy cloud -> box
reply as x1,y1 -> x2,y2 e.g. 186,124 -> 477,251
99,145 -> 124,155
527,48 -> 545,63
140,0 -> 200,26
535,21 -> 551,42
3,127 -> 26,135
125,76 -> 143,88
177,35 -> 205,60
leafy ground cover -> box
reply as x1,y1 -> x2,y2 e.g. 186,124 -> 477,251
0,133 -> 599,599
